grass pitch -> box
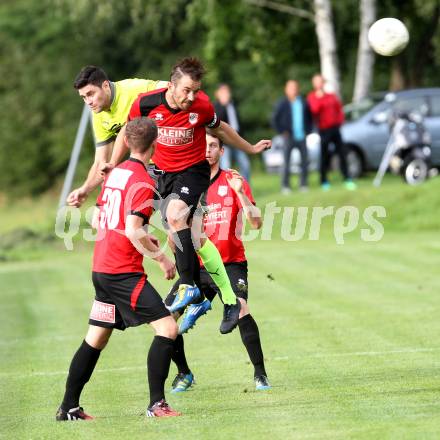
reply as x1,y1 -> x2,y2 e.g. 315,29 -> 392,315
1,174 -> 440,439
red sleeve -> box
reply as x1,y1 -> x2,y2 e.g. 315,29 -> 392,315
234,179 -> 255,209
335,95 -> 345,125
199,91 -> 220,129
307,92 -> 321,116
95,180 -> 106,206
128,95 -> 142,122
242,179 -> 256,206
125,180 -> 155,223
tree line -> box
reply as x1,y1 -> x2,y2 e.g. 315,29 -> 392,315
1,0 -> 439,196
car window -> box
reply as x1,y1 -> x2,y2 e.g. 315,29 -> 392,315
392,96 -> 428,115
372,101 -> 390,113
429,95 -> 440,116
344,95 -> 385,121
345,98 -> 378,121
367,101 -> 391,123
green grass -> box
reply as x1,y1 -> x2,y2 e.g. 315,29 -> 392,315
1,174 -> 440,439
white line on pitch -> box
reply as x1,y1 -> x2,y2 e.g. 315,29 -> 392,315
2,347 -> 440,380
1,365 -> 146,379
311,347 -> 440,357
273,347 -> 440,361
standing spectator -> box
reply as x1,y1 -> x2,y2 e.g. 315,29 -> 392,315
214,84 -> 251,182
307,74 -> 356,190
272,80 -> 312,193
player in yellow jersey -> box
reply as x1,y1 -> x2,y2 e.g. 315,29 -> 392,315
67,66 -> 167,207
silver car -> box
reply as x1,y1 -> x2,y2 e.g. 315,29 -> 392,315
263,133 -> 321,174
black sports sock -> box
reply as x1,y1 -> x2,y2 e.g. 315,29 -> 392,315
147,335 -> 175,407
61,340 -> 101,411
171,335 -> 191,375
193,251 -> 203,292
174,228 -> 196,286
238,314 -> 267,378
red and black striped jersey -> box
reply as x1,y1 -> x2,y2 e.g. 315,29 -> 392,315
93,158 -> 155,274
128,88 -> 220,172
203,169 -> 255,264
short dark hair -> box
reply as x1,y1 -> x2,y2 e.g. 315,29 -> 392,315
74,66 -> 109,89
125,117 -> 158,153
206,133 -> 223,148
170,57 -> 206,83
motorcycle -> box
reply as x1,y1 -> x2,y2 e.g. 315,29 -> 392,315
374,110 -> 431,186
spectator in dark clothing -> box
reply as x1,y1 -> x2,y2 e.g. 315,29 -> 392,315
307,74 -> 356,190
272,80 -> 312,193
214,84 -> 251,182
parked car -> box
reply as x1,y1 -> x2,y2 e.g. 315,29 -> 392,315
262,133 -> 321,174
263,88 -> 440,177
341,88 -> 440,177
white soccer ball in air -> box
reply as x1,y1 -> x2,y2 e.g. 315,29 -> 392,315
368,18 -> 409,56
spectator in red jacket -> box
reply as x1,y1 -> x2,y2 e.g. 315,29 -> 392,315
272,80 -> 312,193
307,74 -> 356,190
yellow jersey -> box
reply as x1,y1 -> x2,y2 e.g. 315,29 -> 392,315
92,78 -> 167,146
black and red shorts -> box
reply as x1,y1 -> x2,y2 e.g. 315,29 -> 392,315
89,272 -> 170,330
156,160 -> 210,220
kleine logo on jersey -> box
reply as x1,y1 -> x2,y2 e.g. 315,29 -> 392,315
158,126 -> 194,146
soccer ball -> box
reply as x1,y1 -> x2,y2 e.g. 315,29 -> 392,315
368,18 -> 409,56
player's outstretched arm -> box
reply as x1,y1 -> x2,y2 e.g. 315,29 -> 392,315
125,215 -> 176,280
99,125 -> 130,176
110,125 -> 129,166
208,121 -> 271,154
66,142 -> 113,207
226,170 -> 262,230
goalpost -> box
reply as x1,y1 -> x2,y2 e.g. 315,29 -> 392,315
58,104 -> 94,208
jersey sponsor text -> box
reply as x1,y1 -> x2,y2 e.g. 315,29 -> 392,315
158,127 -> 194,146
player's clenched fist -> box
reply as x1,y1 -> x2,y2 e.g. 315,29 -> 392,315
252,140 -> 271,154
99,162 -> 115,177
226,169 -> 244,194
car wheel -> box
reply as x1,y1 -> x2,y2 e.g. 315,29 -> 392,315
345,147 -> 364,178
402,157 -> 428,185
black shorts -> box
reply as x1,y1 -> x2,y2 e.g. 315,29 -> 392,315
89,272 -> 170,331
147,163 -> 162,187
157,160 -> 210,220
146,164 -> 163,212
164,261 -> 249,307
